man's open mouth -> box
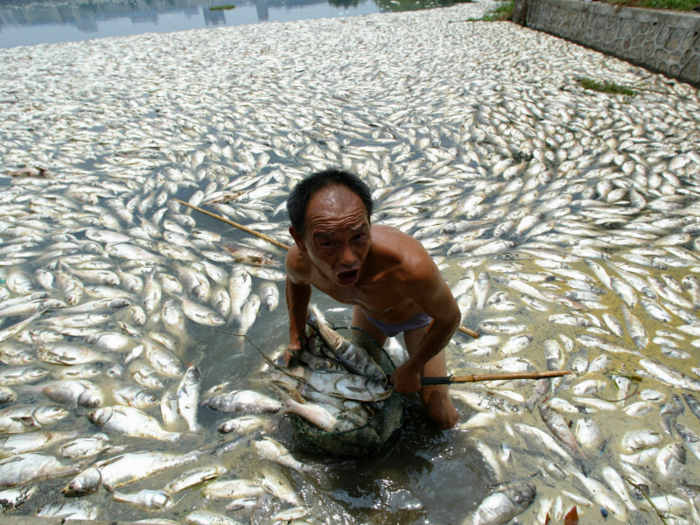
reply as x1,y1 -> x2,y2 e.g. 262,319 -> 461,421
337,268 -> 359,285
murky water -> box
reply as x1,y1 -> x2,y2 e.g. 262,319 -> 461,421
0,0 -> 474,48
0,197 -> 492,523
1,3 -> 700,524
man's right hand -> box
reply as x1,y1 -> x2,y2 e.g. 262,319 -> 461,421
284,343 -> 300,366
284,333 -> 315,365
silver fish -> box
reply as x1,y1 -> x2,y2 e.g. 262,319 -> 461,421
467,480 -> 536,525
254,437 -> 307,473
177,366 -> 201,433
88,406 -> 183,443
112,489 -> 173,511
676,424 -> 700,461
0,453 -> 80,488
639,359 -> 700,391
218,415 -> 272,434
37,500 -> 99,520
232,293 -> 260,335
307,305 -> 386,383
63,449 -> 202,495
111,381 -> 159,409
185,510 -> 245,525
259,281 -> 279,311
201,478 -> 266,500
127,340 -> 184,377
204,390 -> 282,414
539,404 -> 582,459
228,266 -> 252,318
31,379 -> 104,408
452,390 -> 522,416
0,430 -> 79,457
621,305 -> 648,349
474,271 -> 490,309
169,293 -> 225,327
142,268 -> 162,314
164,465 -> 227,494
60,433 -> 122,460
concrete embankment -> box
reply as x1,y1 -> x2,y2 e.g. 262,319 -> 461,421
514,0 -> 700,87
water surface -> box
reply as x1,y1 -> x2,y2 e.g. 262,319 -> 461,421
0,0 -> 474,47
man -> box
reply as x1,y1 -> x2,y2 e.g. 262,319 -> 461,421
284,169 -> 460,430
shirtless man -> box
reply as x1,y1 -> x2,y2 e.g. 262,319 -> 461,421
284,169 -> 460,429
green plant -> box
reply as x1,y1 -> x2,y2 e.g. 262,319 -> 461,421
482,0 -> 514,20
577,77 -> 637,97
461,0 -> 514,21
209,4 -> 236,10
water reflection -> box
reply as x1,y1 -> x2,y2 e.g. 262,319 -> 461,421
373,0 -> 472,12
0,0 -> 347,31
0,0 -> 472,48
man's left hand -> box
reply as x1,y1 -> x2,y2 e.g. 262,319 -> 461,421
390,361 -> 422,394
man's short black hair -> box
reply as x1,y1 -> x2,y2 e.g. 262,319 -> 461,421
287,169 -> 373,237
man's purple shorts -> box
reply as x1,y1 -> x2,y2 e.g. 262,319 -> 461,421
361,310 -> 433,338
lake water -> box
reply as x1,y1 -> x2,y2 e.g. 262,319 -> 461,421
0,0 -> 474,48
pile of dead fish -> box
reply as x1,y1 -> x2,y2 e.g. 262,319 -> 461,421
0,0 -> 700,523
0,195 -> 316,522
259,305 -> 391,434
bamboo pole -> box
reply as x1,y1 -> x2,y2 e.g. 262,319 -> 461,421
421,370 -> 570,385
174,198 -> 481,339
173,199 -> 291,251
457,325 -> 480,339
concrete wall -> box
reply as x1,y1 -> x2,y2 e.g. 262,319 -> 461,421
517,0 -> 700,87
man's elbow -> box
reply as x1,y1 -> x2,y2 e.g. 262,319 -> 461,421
450,305 -> 461,333
436,301 -> 461,334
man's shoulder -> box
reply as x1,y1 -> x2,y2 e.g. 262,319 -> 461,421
284,244 -> 312,282
371,225 -> 434,280
372,224 -> 417,245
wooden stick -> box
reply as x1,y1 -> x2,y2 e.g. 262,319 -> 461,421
175,197 -> 481,339
421,369 -> 571,385
457,325 -> 480,339
172,199 -> 291,251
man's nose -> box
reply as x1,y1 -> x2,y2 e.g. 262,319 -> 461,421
339,243 -> 356,265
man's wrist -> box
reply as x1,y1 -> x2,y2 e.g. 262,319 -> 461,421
402,357 -> 422,375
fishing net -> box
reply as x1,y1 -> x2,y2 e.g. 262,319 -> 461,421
289,326 -> 404,457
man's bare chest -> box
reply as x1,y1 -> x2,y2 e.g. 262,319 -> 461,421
310,276 -> 406,311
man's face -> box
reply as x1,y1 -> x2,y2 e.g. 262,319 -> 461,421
291,185 -> 371,287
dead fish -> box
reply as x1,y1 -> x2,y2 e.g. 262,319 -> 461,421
621,305 -> 648,349
539,404 -> 582,459
468,480 -> 536,525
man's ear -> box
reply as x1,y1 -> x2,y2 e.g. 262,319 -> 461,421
290,227 -> 307,252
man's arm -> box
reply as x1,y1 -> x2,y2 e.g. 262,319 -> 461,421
284,248 -> 312,364
390,255 -> 461,393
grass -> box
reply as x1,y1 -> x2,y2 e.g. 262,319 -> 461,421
603,0 -> 698,11
209,4 -> 236,10
460,0 -> 513,21
481,0 -> 514,20
577,77 -> 637,97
